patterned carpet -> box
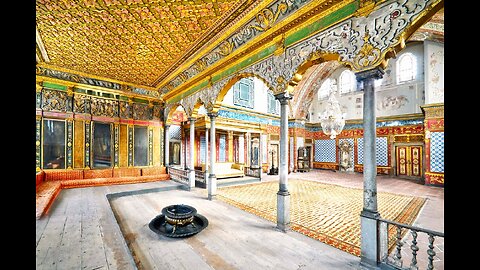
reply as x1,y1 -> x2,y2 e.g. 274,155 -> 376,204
216,179 -> 426,256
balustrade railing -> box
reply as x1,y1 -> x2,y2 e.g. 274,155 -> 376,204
378,218 -> 444,270
244,166 -> 261,178
167,167 -> 189,186
195,169 -> 206,188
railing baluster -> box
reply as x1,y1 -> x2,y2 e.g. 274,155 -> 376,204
410,230 -> 419,270
394,225 -> 403,267
427,234 -> 436,270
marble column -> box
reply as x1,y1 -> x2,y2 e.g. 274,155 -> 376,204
188,118 -> 196,190
207,112 -> 217,200
356,67 -> 384,267
275,92 -> 292,232
205,128 -> 209,181
246,132 -> 251,167
164,125 -> 170,166
228,130 -> 234,162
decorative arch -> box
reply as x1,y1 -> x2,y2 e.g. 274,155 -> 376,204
168,0 -> 443,113
165,103 -> 187,125
203,72 -> 275,114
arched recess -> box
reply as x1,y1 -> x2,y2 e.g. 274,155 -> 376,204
290,60 -> 342,119
212,73 -> 275,114
190,100 -> 205,119
165,103 -> 187,126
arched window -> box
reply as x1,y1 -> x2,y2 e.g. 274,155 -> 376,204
267,91 -> 279,115
396,53 -> 416,83
318,78 -> 332,100
339,70 -> 356,94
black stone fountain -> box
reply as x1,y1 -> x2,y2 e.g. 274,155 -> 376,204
149,204 -> 208,238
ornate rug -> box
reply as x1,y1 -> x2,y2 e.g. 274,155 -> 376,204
216,179 -> 425,256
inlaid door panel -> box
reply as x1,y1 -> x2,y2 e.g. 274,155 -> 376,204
396,145 -> 423,179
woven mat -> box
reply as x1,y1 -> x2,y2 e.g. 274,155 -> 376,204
216,179 -> 425,256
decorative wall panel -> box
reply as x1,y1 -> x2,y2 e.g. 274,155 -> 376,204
84,121 -> 91,169
114,124 -> 120,167
74,95 -> 91,114
66,119 -> 73,168
357,137 -> 388,166
36,117 -> 41,171
314,139 -> 336,163
128,126 -> 134,167
119,124 -> 128,167
149,128 -> 154,166
119,101 -> 132,119
91,97 -> 118,118
73,120 -> 84,168
133,103 -> 152,120
42,89 -> 68,112
430,131 -> 444,173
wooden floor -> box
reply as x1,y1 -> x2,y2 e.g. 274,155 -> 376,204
36,171 -> 444,270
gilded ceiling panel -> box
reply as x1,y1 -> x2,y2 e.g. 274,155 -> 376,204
36,0 -> 244,87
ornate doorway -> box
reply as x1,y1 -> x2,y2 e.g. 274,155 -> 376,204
395,145 -> 423,180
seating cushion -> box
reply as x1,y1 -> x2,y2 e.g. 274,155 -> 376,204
36,171 -> 45,188
141,166 -> 167,176
44,169 -> 84,181
113,167 -> 141,177
84,168 -> 113,179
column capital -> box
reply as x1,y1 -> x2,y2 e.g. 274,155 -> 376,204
187,117 -> 196,122
274,92 -> 293,105
355,66 -> 384,82
207,112 -> 218,118
164,124 -> 170,129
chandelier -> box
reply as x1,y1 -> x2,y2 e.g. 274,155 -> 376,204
320,91 -> 346,139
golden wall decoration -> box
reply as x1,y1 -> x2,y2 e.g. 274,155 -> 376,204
119,124 -> 128,167
74,120 -> 84,168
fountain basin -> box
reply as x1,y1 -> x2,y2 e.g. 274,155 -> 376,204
149,204 -> 208,238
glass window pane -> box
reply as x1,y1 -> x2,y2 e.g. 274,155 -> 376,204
134,126 -> 148,166
93,122 -> 112,168
43,119 -> 66,169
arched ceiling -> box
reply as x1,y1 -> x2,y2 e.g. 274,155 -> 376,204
36,0 -> 259,87
408,7 -> 444,43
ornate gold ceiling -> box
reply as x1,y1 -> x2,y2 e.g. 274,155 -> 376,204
36,0 -> 251,87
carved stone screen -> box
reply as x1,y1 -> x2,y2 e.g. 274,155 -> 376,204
134,126 -> 148,166
43,119 -> 66,169
93,122 -> 112,168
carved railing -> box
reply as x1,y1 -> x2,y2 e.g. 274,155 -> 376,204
195,169 -> 206,188
167,167 -> 189,186
378,218 -> 444,270
244,166 -> 261,178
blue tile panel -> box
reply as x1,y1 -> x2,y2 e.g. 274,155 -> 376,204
339,138 -> 355,165
217,109 -> 280,126
430,132 -> 444,173
169,125 -> 181,140
314,139 -> 336,163
219,134 -> 226,162
357,137 -> 388,166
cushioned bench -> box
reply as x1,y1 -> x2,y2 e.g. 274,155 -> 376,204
201,162 -> 245,179
36,166 -> 170,219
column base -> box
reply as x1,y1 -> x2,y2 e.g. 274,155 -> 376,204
276,191 -> 290,232
207,174 -> 217,201
360,210 -> 381,267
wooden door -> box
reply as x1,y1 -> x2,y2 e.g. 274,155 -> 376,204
396,145 -> 422,179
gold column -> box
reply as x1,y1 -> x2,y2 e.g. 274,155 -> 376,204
119,124 -> 128,167
73,120 -> 84,168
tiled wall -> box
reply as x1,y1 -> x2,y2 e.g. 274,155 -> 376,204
430,132 -> 444,173
357,137 -> 388,166
314,139 -> 336,163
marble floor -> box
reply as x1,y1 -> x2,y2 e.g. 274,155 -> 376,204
35,170 -> 444,270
